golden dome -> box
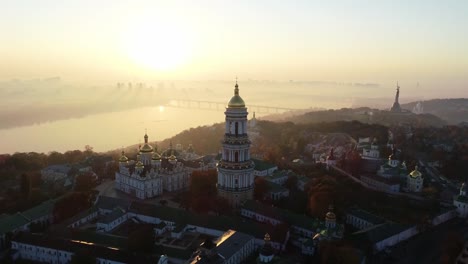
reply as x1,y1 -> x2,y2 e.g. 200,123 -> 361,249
135,160 -> 144,168
227,82 -> 246,108
228,95 -> 245,108
169,154 -> 177,161
325,212 -> 336,220
140,143 -> 154,153
409,166 -> 422,178
152,152 -> 161,160
118,150 -> 128,163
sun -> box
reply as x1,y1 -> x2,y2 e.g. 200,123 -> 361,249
123,18 -> 192,71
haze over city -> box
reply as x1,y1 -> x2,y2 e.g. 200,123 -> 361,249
0,2 -> 468,264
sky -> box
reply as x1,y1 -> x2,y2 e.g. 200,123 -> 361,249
1,0 -> 467,92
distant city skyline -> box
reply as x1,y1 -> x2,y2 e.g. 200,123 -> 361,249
1,0 -> 467,96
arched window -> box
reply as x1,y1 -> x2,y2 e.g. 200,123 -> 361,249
235,151 -> 239,162
235,122 -> 239,136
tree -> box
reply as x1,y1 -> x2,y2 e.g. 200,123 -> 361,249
128,224 -> 155,253
74,173 -> 93,192
53,192 -> 91,222
254,177 -> 268,201
213,196 -> 231,215
20,173 -> 31,198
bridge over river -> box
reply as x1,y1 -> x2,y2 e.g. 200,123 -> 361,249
166,99 -> 300,114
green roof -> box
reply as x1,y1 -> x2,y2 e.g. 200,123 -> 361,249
99,208 -> 126,224
21,200 -> 55,221
455,194 -> 468,203
0,213 -> 30,234
252,158 -> 277,171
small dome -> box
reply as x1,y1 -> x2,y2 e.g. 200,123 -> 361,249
152,152 -> 161,160
227,82 -> 245,108
325,212 -> 336,220
135,160 -> 144,168
169,154 -> 177,161
409,166 -> 422,178
140,143 -> 154,153
118,151 -> 128,163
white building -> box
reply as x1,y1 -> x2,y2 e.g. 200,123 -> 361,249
40,165 -> 71,183
115,134 -> 190,199
454,181 -> 468,218
11,233 -> 128,264
346,208 -> 386,230
217,82 -> 255,207
361,138 -> 380,160
188,230 -> 256,264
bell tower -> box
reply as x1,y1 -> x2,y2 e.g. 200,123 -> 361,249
217,81 -> 255,207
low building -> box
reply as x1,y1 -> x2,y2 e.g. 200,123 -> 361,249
360,174 -> 400,193
96,208 -> 127,232
266,182 -> 289,201
11,233 -> 139,264
41,165 -> 71,183
346,208 -> 386,230
252,159 -> 278,177
188,230 -> 255,264
264,170 -> 290,185
351,222 -> 418,252
454,181 -> 468,218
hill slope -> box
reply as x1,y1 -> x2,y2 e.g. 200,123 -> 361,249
401,98 -> 468,125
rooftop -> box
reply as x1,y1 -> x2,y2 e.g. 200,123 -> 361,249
347,208 -> 386,225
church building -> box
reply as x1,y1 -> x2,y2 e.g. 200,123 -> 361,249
217,81 -> 255,207
115,133 -> 190,199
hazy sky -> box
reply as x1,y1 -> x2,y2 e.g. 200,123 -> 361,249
1,0 -> 467,91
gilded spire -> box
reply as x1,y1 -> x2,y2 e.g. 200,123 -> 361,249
144,129 -> 149,143
234,77 -> 239,95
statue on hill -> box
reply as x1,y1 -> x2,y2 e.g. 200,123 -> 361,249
391,82 -> 402,112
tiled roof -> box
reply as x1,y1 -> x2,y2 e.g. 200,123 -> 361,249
21,199 -> 55,221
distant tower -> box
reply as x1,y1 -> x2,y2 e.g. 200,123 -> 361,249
217,80 -> 255,208
391,82 -> 402,112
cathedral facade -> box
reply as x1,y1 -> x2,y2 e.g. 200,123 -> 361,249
217,82 -> 255,207
115,134 -> 190,199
